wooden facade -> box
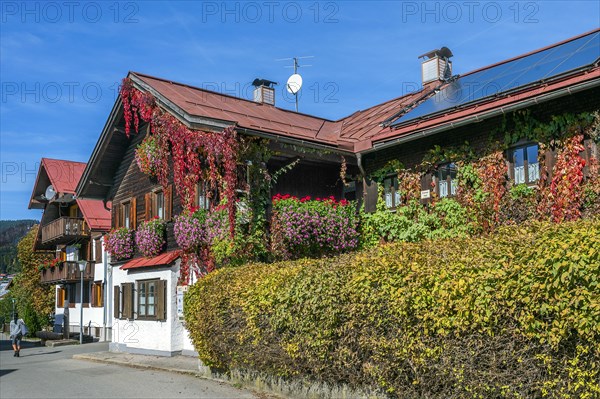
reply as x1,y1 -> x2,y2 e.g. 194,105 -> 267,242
361,87 -> 600,209
41,217 -> 89,244
40,261 -> 95,284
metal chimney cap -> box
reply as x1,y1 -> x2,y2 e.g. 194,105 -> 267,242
252,78 -> 278,87
418,47 -> 453,60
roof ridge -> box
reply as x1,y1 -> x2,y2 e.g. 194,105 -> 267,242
130,71 -> 336,123
42,157 -> 87,165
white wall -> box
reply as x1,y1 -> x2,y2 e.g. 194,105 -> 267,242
109,260 -> 194,357
53,237 -> 110,340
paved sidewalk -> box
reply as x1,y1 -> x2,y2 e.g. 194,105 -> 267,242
73,351 -> 204,377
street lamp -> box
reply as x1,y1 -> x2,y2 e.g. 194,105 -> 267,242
77,260 -> 86,345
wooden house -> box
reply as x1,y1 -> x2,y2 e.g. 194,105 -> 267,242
29,158 -> 111,339
75,29 -> 599,356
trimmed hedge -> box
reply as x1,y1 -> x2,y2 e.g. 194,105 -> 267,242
185,220 -> 600,398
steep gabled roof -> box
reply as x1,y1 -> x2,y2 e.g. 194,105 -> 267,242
29,158 -> 86,209
28,158 -> 111,232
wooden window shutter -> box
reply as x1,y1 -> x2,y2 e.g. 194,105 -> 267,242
581,139 -> 594,178
113,285 -> 121,319
156,280 -> 167,321
85,241 -> 92,261
57,287 -> 65,308
95,239 -> 102,263
122,283 -> 134,319
363,178 -> 379,213
420,173 -> 432,205
144,193 -> 152,221
193,183 -> 199,207
130,197 -> 137,229
164,185 -> 173,221
544,149 -> 556,181
91,283 -> 97,307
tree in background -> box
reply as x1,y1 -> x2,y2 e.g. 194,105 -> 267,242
8,225 -> 54,335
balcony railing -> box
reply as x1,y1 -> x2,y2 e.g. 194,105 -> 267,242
41,217 -> 89,244
40,261 -> 94,284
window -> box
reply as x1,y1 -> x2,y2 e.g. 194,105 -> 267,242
91,281 -> 103,307
118,198 -> 136,229
123,202 -> 131,228
145,186 -> 172,221
155,191 -> 165,219
137,279 -> 166,321
511,143 -> 539,185
138,279 -> 157,318
67,283 -> 76,305
383,176 -> 401,209
195,181 -> 210,210
437,163 -> 458,198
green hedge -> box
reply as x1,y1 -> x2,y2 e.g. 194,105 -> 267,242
185,220 -> 600,398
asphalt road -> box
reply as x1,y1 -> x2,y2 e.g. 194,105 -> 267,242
0,337 -> 257,399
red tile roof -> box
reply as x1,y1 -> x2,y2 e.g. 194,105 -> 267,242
77,199 -> 111,231
120,251 -> 180,270
132,72 -> 437,151
42,158 -> 86,194
133,73 -> 343,147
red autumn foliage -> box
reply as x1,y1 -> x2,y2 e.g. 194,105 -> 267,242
119,78 -> 239,236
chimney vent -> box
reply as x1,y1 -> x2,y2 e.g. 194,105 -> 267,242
418,47 -> 453,84
252,78 -> 277,105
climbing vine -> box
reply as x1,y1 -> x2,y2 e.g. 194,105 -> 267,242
368,110 -> 599,235
120,78 -> 239,231
549,134 -> 586,223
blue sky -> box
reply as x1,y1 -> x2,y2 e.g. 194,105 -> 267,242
1,1 -> 599,220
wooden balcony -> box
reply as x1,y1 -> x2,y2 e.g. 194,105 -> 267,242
40,262 -> 94,284
41,217 -> 89,244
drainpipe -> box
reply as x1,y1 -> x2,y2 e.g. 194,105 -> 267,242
356,153 -> 366,177
102,236 -> 109,342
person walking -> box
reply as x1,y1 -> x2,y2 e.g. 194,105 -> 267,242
9,313 -> 27,357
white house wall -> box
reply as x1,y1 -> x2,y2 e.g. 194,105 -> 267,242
53,236 -> 111,341
109,260 -> 196,357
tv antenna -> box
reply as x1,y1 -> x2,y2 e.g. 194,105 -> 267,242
276,56 -> 313,112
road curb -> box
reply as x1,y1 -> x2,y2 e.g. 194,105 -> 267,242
72,354 -> 202,377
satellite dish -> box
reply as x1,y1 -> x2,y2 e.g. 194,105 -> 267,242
45,185 -> 56,200
286,74 -> 303,94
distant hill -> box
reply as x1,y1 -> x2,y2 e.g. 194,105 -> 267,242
0,220 -> 38,274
